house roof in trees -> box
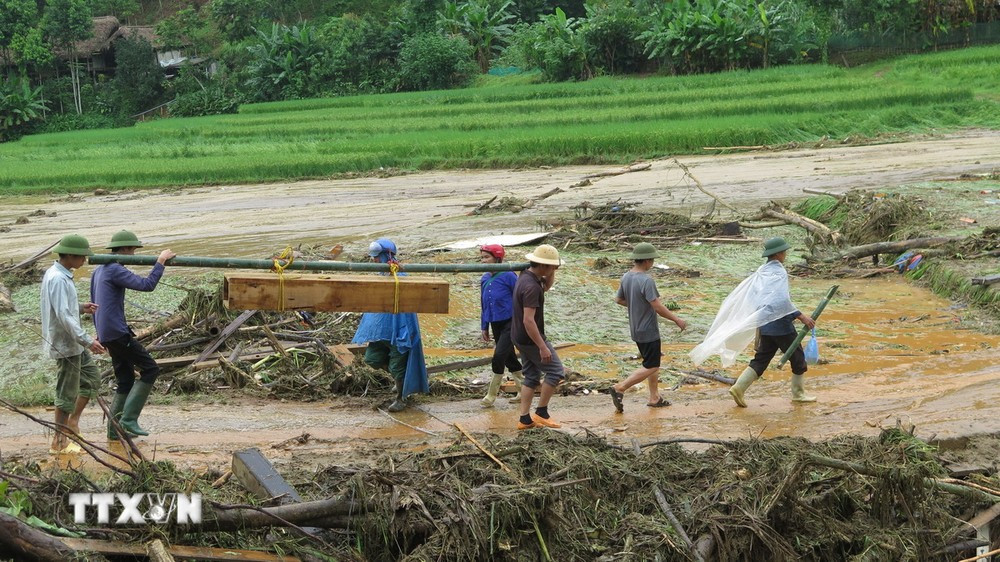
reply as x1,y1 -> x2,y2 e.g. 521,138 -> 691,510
71,16 -> 121,56
112,25 -> 157,45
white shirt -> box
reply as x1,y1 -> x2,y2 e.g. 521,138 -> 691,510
40,262 -> 93,359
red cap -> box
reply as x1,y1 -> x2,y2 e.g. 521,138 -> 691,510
480,244 -> 505,260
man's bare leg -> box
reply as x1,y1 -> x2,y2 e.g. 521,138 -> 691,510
66,396 -> 90,436
537,382 -> 557,409
646,372 -> 660,404
518,383 -> 535,417
613,366 -> 658,395
51,409 -> 70,451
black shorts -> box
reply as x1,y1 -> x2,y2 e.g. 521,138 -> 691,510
636,339 -> 662,369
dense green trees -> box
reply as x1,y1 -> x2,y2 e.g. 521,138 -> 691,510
0,0 -> 997,141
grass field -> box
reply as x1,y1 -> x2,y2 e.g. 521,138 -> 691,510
1,46 -> 998,193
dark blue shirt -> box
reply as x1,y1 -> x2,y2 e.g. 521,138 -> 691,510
91,262 -> 165,342
759,310 -> 800,336
480,271 -> 517,330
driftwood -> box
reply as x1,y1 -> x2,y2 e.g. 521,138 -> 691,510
522,187 -> 564,209
674,369 -> 736,386
802,187 -> 844,199
201,498 -> 363,532
0,511 -> 78,562
764,206 -> 840,244
971,274 -> 1000,286
630,439 -> 705,562
672,158 -> 737,212
60,538 -> 300,562
824,237 -> 964,263
133,311 -> 189,342
582,162 -> 651,179
190,310 -> 258,365
0,241 -> 57,274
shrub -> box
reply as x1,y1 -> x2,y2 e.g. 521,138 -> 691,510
35,111 -> 122,133
397,32 -> 476,91
0,76 -> 48,141
580,0 -> 650,74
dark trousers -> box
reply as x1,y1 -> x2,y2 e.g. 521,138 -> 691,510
749,332 -> 808,377
489,319 -> 522,375
104,335 -> 160,395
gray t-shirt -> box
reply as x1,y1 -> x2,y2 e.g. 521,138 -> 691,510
616,271 -> 660,343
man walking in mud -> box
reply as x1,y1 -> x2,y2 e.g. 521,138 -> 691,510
41,234 -> 106,453
609,242 -> 687,413
511,244 -> 565,430
690,237 -> 816,407
92,231 -> 175,438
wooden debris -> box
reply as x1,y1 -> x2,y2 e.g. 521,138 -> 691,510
764,205 -> 840,244
971,274 -> 1000,286
60,538 -> 301,561
582,162 -> 651,179
672,158 -> 738,212
134,311 -> 190,341
0,241 -> 57,274
0,511 -> 77,561
630,439 -> 704,562
146,539 -> 175,562
223,273 -> 449,314
191,310 -> 258,365
802,188 -> 844,199
825,236 -> 964,263
232,448 -> 305,505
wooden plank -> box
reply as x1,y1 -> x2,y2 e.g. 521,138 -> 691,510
60,538 -> 300,561
157,343 -> 365,370
971,274 -> 1000,286
223,273 -> 449,314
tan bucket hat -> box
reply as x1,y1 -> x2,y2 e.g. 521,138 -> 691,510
525,244 -> 563,266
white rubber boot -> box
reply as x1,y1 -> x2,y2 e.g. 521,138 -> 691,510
507,371 -> 524,403
482,373 -> 502,407
791,374 -> 817,403
729,367 -> 758,408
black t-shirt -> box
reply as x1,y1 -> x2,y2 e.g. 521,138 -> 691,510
512,269 -> 545,347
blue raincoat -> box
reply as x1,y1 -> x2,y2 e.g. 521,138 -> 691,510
351,239 -> 429,398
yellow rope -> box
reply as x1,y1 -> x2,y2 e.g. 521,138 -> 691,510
271,247 -> 295,311
389,262 -> 400,314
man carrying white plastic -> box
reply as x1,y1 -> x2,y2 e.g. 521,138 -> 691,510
690,237 -> 816,408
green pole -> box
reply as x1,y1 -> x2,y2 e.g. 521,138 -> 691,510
775,285 -> 839,369
88,253 -> 530,274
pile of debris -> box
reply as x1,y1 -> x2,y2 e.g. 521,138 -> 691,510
3,427 -> 998,560
545,200 -> 749,250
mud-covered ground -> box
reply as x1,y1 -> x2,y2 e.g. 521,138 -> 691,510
1,131 -> 999,475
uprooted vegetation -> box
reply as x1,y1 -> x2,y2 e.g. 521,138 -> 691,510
2,428 -> 999,560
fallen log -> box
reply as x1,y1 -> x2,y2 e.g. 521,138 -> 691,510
60,538 -> 300,561
0,241 -> 57,274
582,162 -> 651,179
764,207 -> 839,244
672,158 -> 737,213
0,511 -> 77,562
673,369 -> 735,386
802,188 -> 844,199
133,311 -> 189,342
201,498 -> 364,532
971,274 -> 1000,286
823,237 -> 964,263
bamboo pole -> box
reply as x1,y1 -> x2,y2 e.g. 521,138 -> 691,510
775,285 -> 839,369
89,254 -> 529,273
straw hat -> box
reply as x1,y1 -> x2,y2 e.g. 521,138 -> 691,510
525,244 -> 563,266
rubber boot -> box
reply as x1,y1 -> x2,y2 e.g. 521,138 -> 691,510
507,371 -> 524,403
119,381 -> 153,436
728,367 -> 758,408
790,374 -> 817,403
482,373 -> 503,408
107,393 -> 126,439
387,380 -> 406,412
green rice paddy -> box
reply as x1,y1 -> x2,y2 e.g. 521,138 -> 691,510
1,46 -> 998,193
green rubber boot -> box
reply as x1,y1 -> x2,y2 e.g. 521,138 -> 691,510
387,380 -> 406,412
107,393 -> 127,439
791,374 -> 817,403
119,381 -> 153,436
728,367 -> 758,408
482,373 -> 503,408
507,371 -> 524,403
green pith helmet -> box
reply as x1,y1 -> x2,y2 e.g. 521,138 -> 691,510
630,242 -> 660,260
53,234 -> 94,256
762,237 -> 791,257
106,230 -> 143,249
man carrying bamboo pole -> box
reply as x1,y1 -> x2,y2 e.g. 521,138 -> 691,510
690,237 -> 816,407
41,235 -> 106,453
351,238 -> 429,412
91,231 -> 176,438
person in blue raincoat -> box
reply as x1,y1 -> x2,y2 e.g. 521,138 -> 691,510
351,238 -> 429,411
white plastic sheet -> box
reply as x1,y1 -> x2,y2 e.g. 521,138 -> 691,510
690,260 -> 798,367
